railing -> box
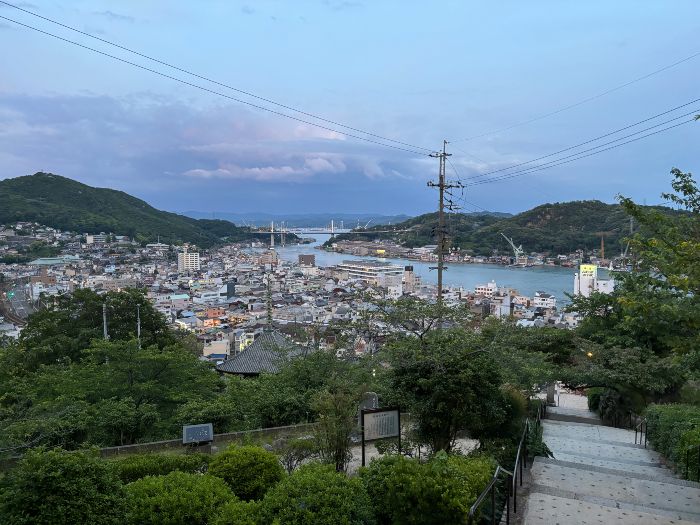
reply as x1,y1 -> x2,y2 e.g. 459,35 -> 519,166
686,444 -> 700,482
634,418 -> 648,448
467,465 -> 513,525
512,418 -> 529,514
469,399 -> 547,524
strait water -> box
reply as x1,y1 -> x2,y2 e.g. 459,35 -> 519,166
276,234 -> 582,304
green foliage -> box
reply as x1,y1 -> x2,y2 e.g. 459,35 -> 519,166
676,427 -> 700,482
313,379 -> 361,472
125,470 -> 233,525
213,499 -> 263,525
0,172 -> 288,247
109,452 -> 210,483
527,423 -> 554,460
272,436 -> 319,474
384,328 -> 509,452
360,453 -> 494,525
586,387 -> 604,412
208,445 -> 285,501
0,448 -> 125,525
326,200 -> 677,255
561,343 -> 681,406
0,289 -> 221,450
645,404 -> 700,472
260,462 -> 375,525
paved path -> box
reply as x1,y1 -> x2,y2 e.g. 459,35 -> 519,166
523,394 -> 700,524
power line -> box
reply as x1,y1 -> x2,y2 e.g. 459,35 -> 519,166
0,12 -> 430,156
452,50 -> 700,143
463,98 -> 700,181
464,106 -> 699,183
464,118 -> 695,187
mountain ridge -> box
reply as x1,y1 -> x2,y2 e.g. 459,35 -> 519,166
0,173 -> 287,248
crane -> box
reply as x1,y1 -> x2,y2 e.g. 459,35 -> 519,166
500,233 -> 524,260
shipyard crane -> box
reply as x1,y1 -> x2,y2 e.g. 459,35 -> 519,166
500,232 -> 525,260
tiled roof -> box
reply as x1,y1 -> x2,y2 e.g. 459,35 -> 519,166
215,331 -> 310,376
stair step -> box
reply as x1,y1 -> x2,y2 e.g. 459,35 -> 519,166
524,492 -> 700,524
537,457 -> 689,486
530,459 -> 700,520
549,452 -> 677,480
544,435 -> 662,464
543,420 -> 641,443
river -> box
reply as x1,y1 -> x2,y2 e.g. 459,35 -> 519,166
275,234 -> 583,304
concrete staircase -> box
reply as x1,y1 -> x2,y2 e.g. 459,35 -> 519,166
522,394 -> 700,524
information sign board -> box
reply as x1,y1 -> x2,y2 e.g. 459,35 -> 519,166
182,423 -> 214,445
363,409 -> 400,441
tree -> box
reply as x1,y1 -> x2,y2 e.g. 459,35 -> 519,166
313,378 -> 361,472
384,328 -> 508,452
0,448 -> 126,525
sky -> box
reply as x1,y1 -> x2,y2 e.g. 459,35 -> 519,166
0,1 -> 698,217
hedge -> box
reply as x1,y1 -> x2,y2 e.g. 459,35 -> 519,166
645,403 -> 700,480
260,462 -> 375,525
125,471 -> 233,525
360,452 -> 494,525
208,445 -> 285,501
109,452 -> 210,483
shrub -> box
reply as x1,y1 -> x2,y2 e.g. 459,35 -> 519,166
586,387 -> 604,412
125,470 -> 233,525
209,445 -> 284,500
676,427 -> 700,482
110,452 -> 210,483
260,462 -> 375,525
213,499 -> 263,525
360,452 -> 494,525
272,436 -> 319,473
646,403 -> 700,478
0,448 -> 125,525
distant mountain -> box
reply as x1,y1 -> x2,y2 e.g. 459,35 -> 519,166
0,173 -> 290,248
181,211 -> 413,228
326,200 -> 674,255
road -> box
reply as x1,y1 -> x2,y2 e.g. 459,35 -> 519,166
1,279 -> 34,325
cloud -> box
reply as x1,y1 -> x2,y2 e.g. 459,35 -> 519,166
241,5 -> 255,15
0,92 -> 423,198
92,10 -> 135,23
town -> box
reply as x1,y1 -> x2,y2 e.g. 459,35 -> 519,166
0,221 -> 615,360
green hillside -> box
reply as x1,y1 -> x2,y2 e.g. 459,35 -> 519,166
326,200 -> 674,255
0,173 -> 289,248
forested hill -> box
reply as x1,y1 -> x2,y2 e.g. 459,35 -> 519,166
0,173 -> 287,248
326,200 -> 676,255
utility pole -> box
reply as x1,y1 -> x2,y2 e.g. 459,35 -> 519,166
102,302 -> 109,340
136,303 -> 141,349
427,140 -> 458,307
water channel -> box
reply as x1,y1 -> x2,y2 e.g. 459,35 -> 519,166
275,234 -> 585,304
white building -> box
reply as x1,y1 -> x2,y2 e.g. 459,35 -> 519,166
574,264 -> 615,297
533,291 -> 557,309
474,280 -> 498,298
177,249 -> 201,273
334,260 -> 403,285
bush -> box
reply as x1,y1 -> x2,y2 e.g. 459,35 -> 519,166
360,452 -> 494,525
110,452 -> 210,483
260,462 -> 375,525
677,427 -> 700,482
586,387 -> 604,412
646,403 -> 700,479
125,470 -> 233,525
0,448 -> 125,525
209,445 -> 285,500
213,499 -> 263,525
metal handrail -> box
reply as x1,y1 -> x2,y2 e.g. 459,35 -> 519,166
512,418 -> 529,514
685,443 -> 700,482
468,465 -> 514,525
467,399 -> 548,524
634,417 -> 648,448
